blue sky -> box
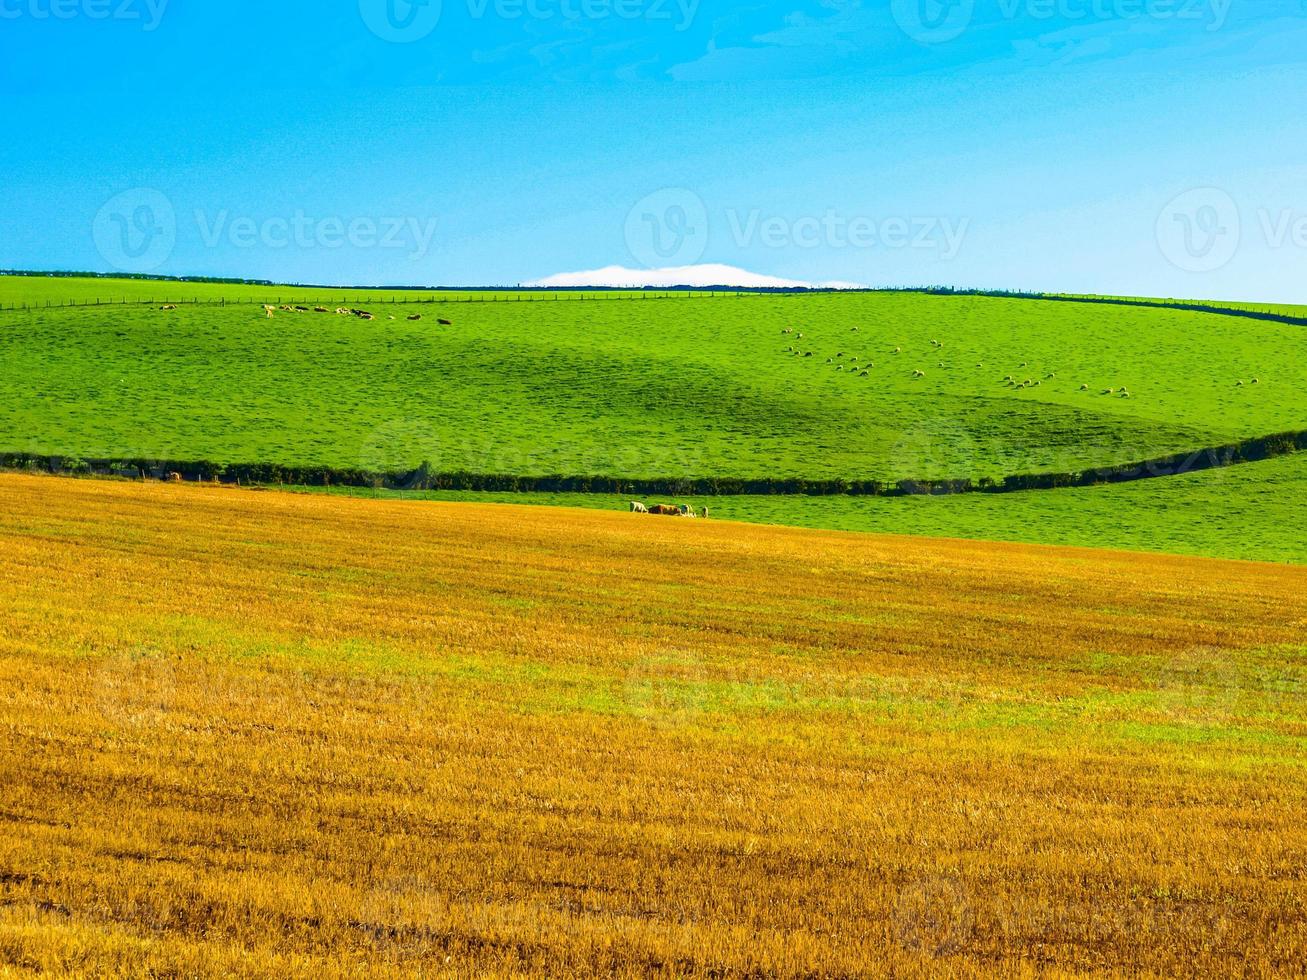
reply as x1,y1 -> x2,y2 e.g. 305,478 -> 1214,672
1,0 -> 1305,299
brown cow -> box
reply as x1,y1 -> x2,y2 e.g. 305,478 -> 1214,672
647,504 -> 680,516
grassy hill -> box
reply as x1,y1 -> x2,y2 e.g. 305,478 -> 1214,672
2,474 -> 1304,976
1,276 -> 1302,483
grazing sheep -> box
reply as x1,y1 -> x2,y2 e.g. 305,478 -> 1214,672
938,362 -> 945,368
1046,372 -> 1056,379
1080,383 -> 1090,391
893,346 -> 901,354
913,369 -> 925,378
408,314 -> 422,321
1004,375 -> 1014,382
1252,377 -> 1260,384
160,304 -> 178,311
836,365 -> 844,371
804,351 -> 813,357
976,363 -> 983,368
438,318 -> 452,325
797,333 -> 804,339
165,472 -> 182,482
1121,391 -> 1131,398
336,307 -> 351,315
826,357 -> 833,364
851,326 -> 859,332
315,307 -> 330,313
1236,380 -> 1244,386
1020,362 -> 1028,368
1104,388 -> 1115,395
837,352 -> 844,358
859,370 -> 869,377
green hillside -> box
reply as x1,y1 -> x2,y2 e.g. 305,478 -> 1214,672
1,277 -> 1301,483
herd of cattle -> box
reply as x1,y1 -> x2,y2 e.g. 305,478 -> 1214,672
260,304 -> 432,323
629,502 -> 709,518
159,304 -> 452,326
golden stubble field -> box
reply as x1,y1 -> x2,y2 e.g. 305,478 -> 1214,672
0,474 -> 1304,977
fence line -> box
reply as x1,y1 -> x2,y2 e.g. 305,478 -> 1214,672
3,288 -> 1304,326
0,290 -> 755,313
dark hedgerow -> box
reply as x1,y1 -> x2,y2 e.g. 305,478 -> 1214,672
2,429 -> 1304,498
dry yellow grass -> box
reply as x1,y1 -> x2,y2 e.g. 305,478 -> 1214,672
0,473 -> 1304,977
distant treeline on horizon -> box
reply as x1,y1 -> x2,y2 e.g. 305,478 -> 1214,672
0,269 -> 1028,295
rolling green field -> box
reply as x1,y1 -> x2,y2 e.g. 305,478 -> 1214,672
1,277 -> 1302,482
3,274 -> 1303,562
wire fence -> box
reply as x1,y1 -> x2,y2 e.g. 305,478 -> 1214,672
2,287 -> 1302,326
0,291 -> 758,313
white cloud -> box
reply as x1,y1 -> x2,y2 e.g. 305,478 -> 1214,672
525,263 -> 866,289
